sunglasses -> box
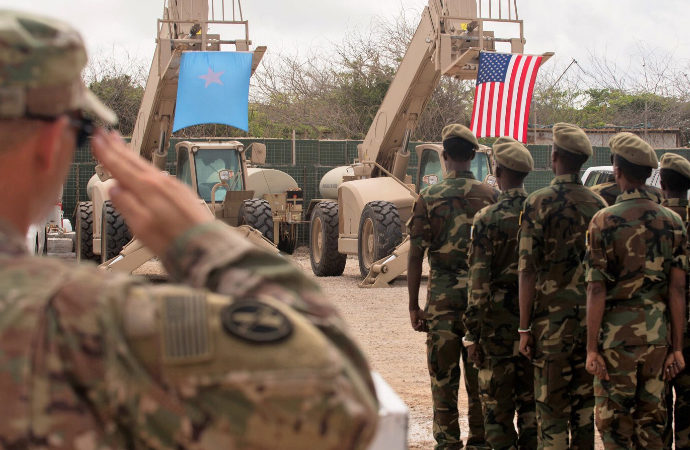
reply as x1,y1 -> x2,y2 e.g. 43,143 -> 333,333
25,113 -> 95,148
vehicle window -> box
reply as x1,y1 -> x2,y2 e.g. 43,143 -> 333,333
584,171 -> 598,187
418,149 -> 443,191
194,149 -> 243,202
472,152 -> 489,181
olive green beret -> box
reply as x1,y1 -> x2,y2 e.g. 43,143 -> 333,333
552,122 -> 592,157
660,153 -> 690,180
609,132 -> 658,168
441,123 -> 479,149
493,136 -> 533,173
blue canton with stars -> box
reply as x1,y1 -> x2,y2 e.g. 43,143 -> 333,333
476,52 -> 513,85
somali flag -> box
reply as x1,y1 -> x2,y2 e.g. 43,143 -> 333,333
172,51 -> 252,132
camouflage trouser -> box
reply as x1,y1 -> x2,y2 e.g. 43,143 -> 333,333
663,346 -> 690,449
427,318 -> 487,450
594,345 -> 667,449
478,356 -> 537,450
533,340 -> 594,450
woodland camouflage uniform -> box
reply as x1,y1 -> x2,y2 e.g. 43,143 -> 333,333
592,180 -> 664,206
464,187 -> 537,450
585,187 -> 688,448
662,196 -> 690,449
659,151 -> 690,449
518,173 -> 607,449
409,169 -> 498,449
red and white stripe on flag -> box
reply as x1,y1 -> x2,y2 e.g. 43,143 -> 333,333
470,53 -> 543,143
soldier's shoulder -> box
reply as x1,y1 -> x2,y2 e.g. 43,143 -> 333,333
525,185 -> 555,204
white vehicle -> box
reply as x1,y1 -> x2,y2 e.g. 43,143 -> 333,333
26,201 -> 75,257
582,165 -> 661,189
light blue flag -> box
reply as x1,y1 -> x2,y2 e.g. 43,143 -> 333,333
172,51 -> 252,132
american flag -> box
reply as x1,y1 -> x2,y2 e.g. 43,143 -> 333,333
470,52 -> 543,143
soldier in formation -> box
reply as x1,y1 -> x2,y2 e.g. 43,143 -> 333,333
658,152 -> 690,448
408,124 -> 498,449
518,123 -> 607,449
584,133 -> 687,448
463,137 -> 537,449
0,10 -> 378,449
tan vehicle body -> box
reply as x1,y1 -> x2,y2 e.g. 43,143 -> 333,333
308,0 -> 549,284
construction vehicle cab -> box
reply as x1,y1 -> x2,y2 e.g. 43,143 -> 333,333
174,140 -> 303,253
415,143 -> 494,192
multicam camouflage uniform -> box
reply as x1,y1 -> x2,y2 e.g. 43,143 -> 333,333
662,197 -> 690,449
464,188 -> 537,450
0,221 -> 378,449
518,173 -> 607,449
409,170 -> 498,449
584,188 -> 688,448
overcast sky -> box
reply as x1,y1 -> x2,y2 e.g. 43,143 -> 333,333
2,0 -> 688,82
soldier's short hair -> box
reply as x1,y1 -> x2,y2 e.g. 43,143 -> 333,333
614,154 -> 652,183
443,137 -> 475,162
553,144 -> 588,172
660,168 -> 690,193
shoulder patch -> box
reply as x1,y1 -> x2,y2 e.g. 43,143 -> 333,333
161,293 -> 212,363
220,300 -> 293,344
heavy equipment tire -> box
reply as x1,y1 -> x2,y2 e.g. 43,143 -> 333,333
76,201 -> 98,262
277,222 -> 297,254
310,201 -> 346,276
358,200 -> 402,278
100,200 -> 132,263
240,198 -> 274,243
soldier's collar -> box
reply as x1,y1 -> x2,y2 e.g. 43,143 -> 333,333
663,197 -> 689,207
0,219 -> 29,256
500,187 -> 527,198
550,173 -> 581,186
445,170 -> 475,180
615,187 -> 660,204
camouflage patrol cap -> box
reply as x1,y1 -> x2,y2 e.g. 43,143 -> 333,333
441,123 -> 479,149
552,122 -> 592,157
609,132 -> 658,168
660,153 -> 690,181
493,136 -> 533,173
0,10 -> 116,123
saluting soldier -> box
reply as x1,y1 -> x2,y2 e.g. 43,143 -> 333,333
463,137 -> 537,449
658,152 -> 690,449
584,133 -> 687,448
517,123 -> 607,449
408,124 -> 498,449
0,10 -> 378,449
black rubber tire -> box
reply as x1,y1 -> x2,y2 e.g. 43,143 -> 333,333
76,201 -> 98,262
277,222 -> 297,254
310,201 -> 346,276
100,200 -> 132,263
240,198 -> 274,243
357,200 -> 402,278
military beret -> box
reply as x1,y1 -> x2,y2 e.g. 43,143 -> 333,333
441,123 -> 479,149
493,136 -> 533,173
660,153 -> 690,180
609,132 -> 658,168
0,10 -> 116,123
552,122 -> 592,157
